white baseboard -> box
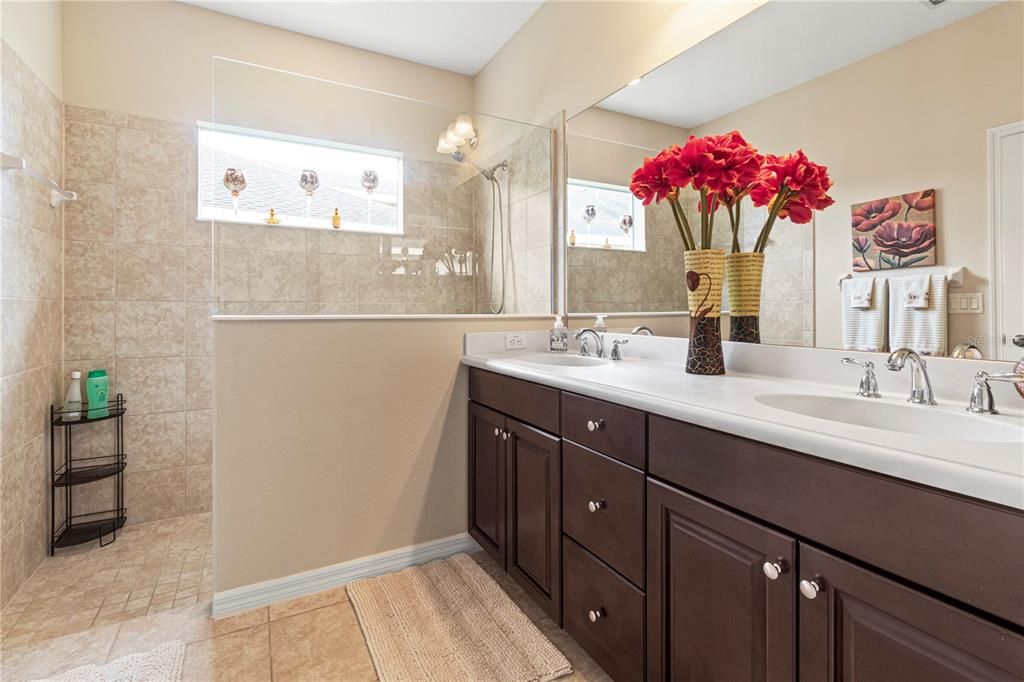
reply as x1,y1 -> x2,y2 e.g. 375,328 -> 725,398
212,532 -> 480,619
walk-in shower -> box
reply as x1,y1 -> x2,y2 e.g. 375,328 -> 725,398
451,151 -> 509,313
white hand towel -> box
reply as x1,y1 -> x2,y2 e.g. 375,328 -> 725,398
888,274 -> 948,356
847,276 -> 874,309
842,277 -> 887,352
903,274 -> 931,309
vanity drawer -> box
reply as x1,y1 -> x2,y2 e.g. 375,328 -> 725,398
563,442 -> 645,587
563,536 -> 645,682
561,392 -> 645,468
468,368 -> 560,434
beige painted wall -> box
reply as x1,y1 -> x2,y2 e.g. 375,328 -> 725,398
473,1 -> 764,124
692,3 -> 1024,352
61,1 -> 473,125
1,0 -> 63,98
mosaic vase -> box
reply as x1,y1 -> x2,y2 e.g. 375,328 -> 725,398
684,249 -> 725,375
725,252 -> 765,344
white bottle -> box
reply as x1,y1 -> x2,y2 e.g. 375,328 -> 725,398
593,314 -> 608,334
549,315 -> 569,352
64,371 -> 82,420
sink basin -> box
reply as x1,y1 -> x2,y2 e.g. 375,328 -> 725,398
754,393 -> 1024,444
508,353 -> 608,368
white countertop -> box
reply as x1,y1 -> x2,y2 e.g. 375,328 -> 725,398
462,333 -> 1024,511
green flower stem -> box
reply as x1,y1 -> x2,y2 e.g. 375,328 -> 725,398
699,188 -> 709,249
754,187 -> 791,253
668,197 -> 695,251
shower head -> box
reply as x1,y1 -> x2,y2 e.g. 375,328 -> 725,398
451,151 -> 507,181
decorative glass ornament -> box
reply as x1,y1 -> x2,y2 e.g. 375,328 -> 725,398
583,204 -> 596,224
619,214 -> 634,234
361,170 -> 380,193
299,170 -> 319,217
223,168 -> 247,216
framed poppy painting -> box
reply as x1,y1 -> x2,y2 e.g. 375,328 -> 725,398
851,189 -> 936,271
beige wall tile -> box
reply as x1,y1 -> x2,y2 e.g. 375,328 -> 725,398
125,467 -> 186,524
64,300 -> 115,361
185,409 -> 212,467
116,186 -> 186,245
115,301 -> 185,358
65,121 -> 115,182
185,356 -> 212,410
116,357 -> 185,414
64,181 -> 116,242
64,241 -> 116,301
116,244 -> 185,301
1,171 -> 61,237
185,303 -> 214,357
249,251 -> 309,303
65,105 -> 127,127
314,254 -> 359,304
1,220 -> 61,301
214,249 -> 249,303
125,412 -> 186,472
115,127 -> 188,191
185,248 -> 212,302
2,299 -> 53,377
185,465 -> 212,514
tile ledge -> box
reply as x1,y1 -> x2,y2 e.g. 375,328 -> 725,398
211,313 -> 556,322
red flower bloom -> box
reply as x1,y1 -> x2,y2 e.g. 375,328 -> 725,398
664,136 -> 726,191
852,198 -> 901,232
902,189 -> 935,212
703,130 -> 764,199
750,151 -> 833,225
872,221 -> 936,258
629,147 -> 678,206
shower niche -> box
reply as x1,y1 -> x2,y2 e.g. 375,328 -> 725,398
208,57 -> 555,316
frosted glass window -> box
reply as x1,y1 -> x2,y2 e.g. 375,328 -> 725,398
567,178 -> 646,251
198,122 -> 403,234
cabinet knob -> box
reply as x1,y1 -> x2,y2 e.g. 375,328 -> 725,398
494,427 -> 500,437
800,578 -> 824,600
586,419 -> 605,432
762,559 -> 788,581
501,430 -> 509,441
587,499 -> 606,513
587,608 -> 605,623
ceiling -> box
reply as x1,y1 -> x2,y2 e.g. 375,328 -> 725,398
598,1 -> 998,129
180,1 -> 543,76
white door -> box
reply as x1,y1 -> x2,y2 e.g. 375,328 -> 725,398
990,122 -> 1024,361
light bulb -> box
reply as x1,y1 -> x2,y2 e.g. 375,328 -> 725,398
444,124 -> 465,146
628,76 -> 643,87
453,114 -> 476,140
437,133 -> 457,154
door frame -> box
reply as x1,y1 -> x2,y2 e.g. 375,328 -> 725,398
987,120 -> 1024,359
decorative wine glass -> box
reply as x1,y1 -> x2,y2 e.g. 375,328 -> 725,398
362,170 -> 380,227
223,168 -> 247,217
299,170 -> 319,218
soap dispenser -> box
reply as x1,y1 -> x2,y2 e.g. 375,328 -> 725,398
549,315 -> 569,352
593,314 -> 608,334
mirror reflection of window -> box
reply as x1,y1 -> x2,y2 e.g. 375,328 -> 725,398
567,178 -> 646,252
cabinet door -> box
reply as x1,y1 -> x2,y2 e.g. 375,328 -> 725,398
468,402 -> 506,568
799,544 -> 1024,682
647,479 -> 796,682
506,417 -> 562,624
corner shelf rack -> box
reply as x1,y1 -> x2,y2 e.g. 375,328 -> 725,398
49,394 -> 127,554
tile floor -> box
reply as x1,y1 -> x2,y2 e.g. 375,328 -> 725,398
1,513 -> 610,681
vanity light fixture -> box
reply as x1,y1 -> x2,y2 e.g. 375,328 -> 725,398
436,113 -> 478,154
627,76 -> 644,87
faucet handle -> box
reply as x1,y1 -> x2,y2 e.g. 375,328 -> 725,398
842,357 -> 881,398
610,339 -> 629,361
968,371 -> 1024,415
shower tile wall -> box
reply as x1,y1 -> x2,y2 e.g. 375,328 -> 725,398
0,42 -> 64,606
567,202 -> 688,313
61,106 -> 210,526
473,126 -> 553,314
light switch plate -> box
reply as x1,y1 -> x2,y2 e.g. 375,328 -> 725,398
505,333 -> 526,350
949,292 -> 983,314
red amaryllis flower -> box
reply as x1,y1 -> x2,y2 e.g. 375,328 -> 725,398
751,150 -> 833,213
630,146 -> 678,206
852,198 -> 901,232
902,189 -> 935,212
665,136 -> 726,191
872,221 -> 936,258
703,130 -> 764,199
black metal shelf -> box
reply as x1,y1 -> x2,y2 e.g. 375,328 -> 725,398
54,459 -> 127,487
53,515 -> 126,549
50,394 -> 127,553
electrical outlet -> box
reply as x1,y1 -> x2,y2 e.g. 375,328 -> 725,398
505,333 -> 527,350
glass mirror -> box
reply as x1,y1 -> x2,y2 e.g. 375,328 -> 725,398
566,1 -> 1023,362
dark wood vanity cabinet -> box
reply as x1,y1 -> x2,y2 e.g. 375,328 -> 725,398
467,368 -> 1024,682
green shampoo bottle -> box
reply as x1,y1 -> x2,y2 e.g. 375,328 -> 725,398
86,369 -> 110,418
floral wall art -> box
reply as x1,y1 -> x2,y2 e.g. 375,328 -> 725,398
851,189 -> 936,271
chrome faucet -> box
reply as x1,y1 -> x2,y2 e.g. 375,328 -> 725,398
885,348 -> 937,405
841,358 -> 880,398
610,338 -> 629,360
966,370 -> 1024,415
574,328 -> 605,358
631,326 -> 654,336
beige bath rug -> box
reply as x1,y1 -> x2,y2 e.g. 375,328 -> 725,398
347,553 -> 572,682
32,641 -> 185,682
